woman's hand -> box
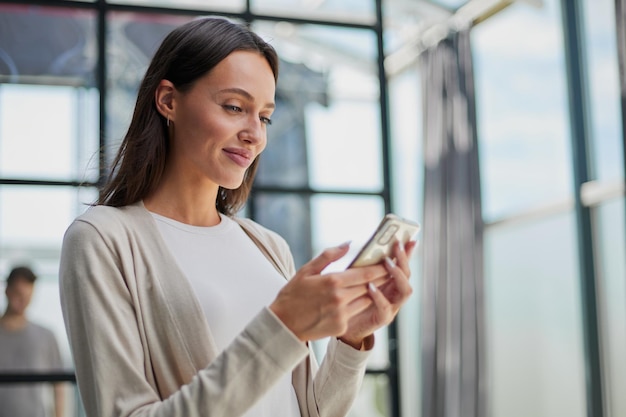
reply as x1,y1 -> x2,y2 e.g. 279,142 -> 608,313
269,243 -> 388,342
339,240 -> 417,349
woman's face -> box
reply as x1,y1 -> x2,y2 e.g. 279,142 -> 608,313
168,50 -> 276,190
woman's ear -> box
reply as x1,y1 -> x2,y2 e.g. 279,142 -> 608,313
155,80 -> 176,122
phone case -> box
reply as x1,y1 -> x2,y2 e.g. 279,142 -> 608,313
348,214 -> 420,268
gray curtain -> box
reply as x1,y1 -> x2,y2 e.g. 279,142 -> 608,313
420,29 -> 485,417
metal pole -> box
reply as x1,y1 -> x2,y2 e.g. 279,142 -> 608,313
374,1 -> 401,416
560,1 -> 604,417
615,0 -> 626,235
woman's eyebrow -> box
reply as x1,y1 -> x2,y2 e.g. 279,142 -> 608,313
217,87 -> 275,109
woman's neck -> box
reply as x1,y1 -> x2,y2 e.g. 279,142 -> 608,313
143,178 -> 221,226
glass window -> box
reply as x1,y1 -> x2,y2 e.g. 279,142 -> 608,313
595,199 -> 626,417
252,0 -> 375,24
484,212 -> 586,417
0,5 -> 96,85
253,21 -> 382,192
581,2 -> 625,415
107,0 -> 245,13
389,67 -> 423,222
389,64 -> 423,417
0,84 -> 99,182
309,194 -> 385,271
348,374 -> 391,417
475,8 -> 590,416
582,0 -> 623,182
0,5 -> 99,182
0,186 -> 96,247
251,193 -> 314,269
472,0 -> 572,222
307,195 -> 390,370
305,100 -> 382,191
252,193 -> 385,269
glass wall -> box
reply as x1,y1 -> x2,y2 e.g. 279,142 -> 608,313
474,0 -> 625,417
1,1 -> 625,417
0,6 -> 99,415
474,0 -> 583,416
252,0 -> 376,24
388,63 -> 424,417
0,4 -> 99,361
474,1 -> 572,222
109,0 -> 245,12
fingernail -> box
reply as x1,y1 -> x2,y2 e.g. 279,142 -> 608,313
385,256 -> 396,269
338,240 -> 351,249
368,282 -> 377,293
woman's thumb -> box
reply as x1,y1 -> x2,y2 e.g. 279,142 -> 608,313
303,241 -> 351,275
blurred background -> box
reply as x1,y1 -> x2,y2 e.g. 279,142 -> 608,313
0,0 -> 624,416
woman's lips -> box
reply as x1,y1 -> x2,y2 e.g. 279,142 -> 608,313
223,148 -> 253,168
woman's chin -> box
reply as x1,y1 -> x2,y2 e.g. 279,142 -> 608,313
220,178 -> 245,190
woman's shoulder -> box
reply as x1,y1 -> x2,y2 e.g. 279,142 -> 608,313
74,202 -> 146,225
65,202 -> 150,241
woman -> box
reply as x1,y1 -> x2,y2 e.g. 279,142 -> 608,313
60,17 -> 416,417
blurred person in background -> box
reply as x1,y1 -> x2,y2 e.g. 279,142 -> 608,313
0,266 -> 64,417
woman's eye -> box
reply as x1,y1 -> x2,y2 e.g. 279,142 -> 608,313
260,116 -> 272,126
225,105 -> 242,112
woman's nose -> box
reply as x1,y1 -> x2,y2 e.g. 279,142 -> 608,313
240,116 -> 265,144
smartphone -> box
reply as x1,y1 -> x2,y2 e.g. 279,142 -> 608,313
348,214 -> 421,268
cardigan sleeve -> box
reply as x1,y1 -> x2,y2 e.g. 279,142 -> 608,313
309,338 -> 372,417
59,218 -> 310,417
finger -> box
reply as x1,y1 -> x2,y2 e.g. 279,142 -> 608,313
338,264 -> 388,287
384,257 -> 414,300
367,282 -> 392,313
336,283 -> 373,303
345,294 -> 374,317
369,274 -> 391,288
392,242 -> 413,277
301,242 -> 351,275
405,240 -> 418,256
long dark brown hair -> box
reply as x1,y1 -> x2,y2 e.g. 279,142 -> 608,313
97,17 -> 279,216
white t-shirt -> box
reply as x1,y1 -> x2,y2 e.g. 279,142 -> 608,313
152,212 -> 301,417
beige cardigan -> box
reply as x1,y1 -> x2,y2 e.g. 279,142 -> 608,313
59,202 -> 370,417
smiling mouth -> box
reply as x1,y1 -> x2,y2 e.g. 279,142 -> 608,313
223,149 -> 252,168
